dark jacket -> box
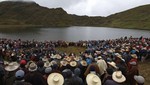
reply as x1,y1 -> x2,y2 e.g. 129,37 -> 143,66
24,71 -> 46,85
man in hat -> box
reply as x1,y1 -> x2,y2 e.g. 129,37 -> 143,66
24,62 -> 47,85
97,56 -> 107,81
4,62 -> 20,85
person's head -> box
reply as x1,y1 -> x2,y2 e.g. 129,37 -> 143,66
134,75 -> 145,85
74,68 -> 81,76
106,68 -> 114,75
15,70 -> 25,80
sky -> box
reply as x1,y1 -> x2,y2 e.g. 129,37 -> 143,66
0,0 -> 150,16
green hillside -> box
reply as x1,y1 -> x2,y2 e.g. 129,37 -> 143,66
0,1 -> 150,30
105,4 -> 150,30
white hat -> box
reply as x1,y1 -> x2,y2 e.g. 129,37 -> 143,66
56,54 -> 62,59
60,60 -> 68,66
80,60 -> 87,66
70,61 -> 77,67
28,62 -> 37,72
42,56 -> 48,62
47,73 -> 64,85
134,75 -> 145,84
97,56 -> 102,59
86,73 -> 101,85
112,71 -> 126,83
5,62 -> 20,71
131,54 -> 137,59
107,62 -> 118,69
115,53 -> 122,60
44,61 -> 51,68
74,57 -> 80,61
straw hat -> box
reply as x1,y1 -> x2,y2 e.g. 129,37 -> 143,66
28,62 -> 37,72
107,61 -> 118,69
70,61 -> 77,67
86,73 -> 101,85
97,56 -> 102,59
66,57 -> 71,62
47,73 -> 64,85
131,54 -> 137,59
44,61 -> 51,68
112,71 -> 126,83
60,60 -> 68,66
74,57 -> 80,61
80,60 -> 87,66
56,54 -> 62,60
5,62 -> 20,71
50,60 -> 57,66
115,53 -> 122,60
42,56 -> 48,62
4,61 -> 9,65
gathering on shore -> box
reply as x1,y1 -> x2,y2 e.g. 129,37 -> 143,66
0,36 -> 149,85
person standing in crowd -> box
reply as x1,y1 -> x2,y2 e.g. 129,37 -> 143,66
96,56 -> 108,81
127,61 -> 139,85
13,70 -> 32,85
134,75 -> 145,85
24,62 -> 47,85
0,61 -> 5,85
4,62 -> 20,85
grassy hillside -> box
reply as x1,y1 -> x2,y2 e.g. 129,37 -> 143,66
105,4 -> 150,30
0,1 -> 150,30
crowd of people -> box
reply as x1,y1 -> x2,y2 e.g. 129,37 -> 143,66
0,36 -> 149,85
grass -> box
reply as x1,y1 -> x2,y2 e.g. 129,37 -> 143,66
56,46 -> 86,55
138,60 -> 150,85
55,46 -> 150,85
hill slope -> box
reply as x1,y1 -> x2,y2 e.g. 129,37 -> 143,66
0,1 -> 150,30
105,4 -> 150,29
0,1 -> 104,27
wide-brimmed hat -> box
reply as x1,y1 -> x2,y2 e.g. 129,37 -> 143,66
134,75 -> 145,84
5,62 -> 20,71
4,61 -> 9,65
65,57 -> 71,62
131,54 -> 137,59
44,61 -> 51,68
80,60 -> 87,66
97,56 -> 102,59
112,71 -> 126,83
28,62 -> 37,72
70,61 -> 77,67
115,53 -> 122,60
107,61 -> 118,69
56,54 -> 62,60
50,60 -> 57,66
86,73 -> 101,85
60,60 -> 68,66
42,56 -> 48,62
74,57 -> 80,61
47,73 -> 64,85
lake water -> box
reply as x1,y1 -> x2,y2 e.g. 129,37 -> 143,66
0,26 -> 150,42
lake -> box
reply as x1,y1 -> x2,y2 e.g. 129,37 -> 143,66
0,26 -> 150,42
